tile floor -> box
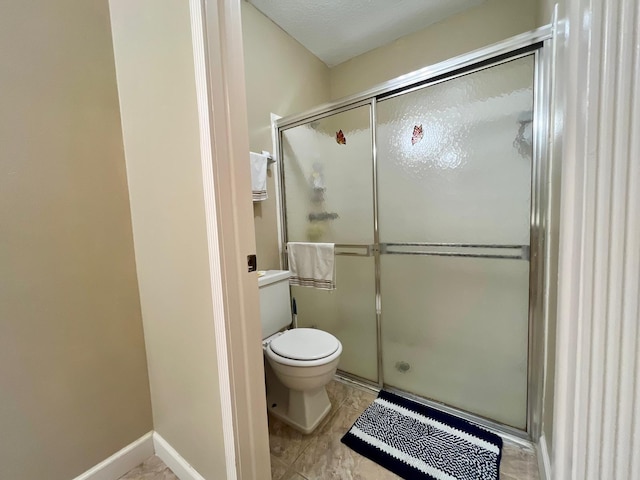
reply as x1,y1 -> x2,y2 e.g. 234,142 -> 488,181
119,379 -> 540,480
269,379 -> 541,480
118,455 -> 178,480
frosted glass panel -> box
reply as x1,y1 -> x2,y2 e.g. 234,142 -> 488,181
377,56 -> 534,245
380,255 -> 529,428
279,55 -> 536,427
282,106 -> 373,244
292,256 -> 377,382
283,106 -> 376,382
377,56 -> 534,428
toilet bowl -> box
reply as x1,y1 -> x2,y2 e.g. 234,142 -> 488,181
264,328 -> 342,434
259,270 -> 342,434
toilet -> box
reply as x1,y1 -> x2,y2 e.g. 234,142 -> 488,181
259,270 -> 342,434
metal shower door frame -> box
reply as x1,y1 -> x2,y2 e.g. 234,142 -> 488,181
274,24 -> 554,441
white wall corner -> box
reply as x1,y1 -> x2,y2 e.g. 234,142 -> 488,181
536,434 -> 551,480
71,432 -> 154,480
153,432 -> 206,480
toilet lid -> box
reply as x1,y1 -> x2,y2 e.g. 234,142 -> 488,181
270,328 -> 340,361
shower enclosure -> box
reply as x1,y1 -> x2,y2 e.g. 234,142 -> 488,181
275,28 -> 552,437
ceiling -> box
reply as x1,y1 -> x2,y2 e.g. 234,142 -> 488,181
247,0 -> 485,67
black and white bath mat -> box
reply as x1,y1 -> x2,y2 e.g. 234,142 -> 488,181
341,390 -> 503,480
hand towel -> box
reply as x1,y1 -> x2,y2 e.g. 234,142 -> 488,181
250,152 -> 268,201
287,242 -> 335,290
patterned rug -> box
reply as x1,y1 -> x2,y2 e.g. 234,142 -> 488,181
341,390 -> 503,480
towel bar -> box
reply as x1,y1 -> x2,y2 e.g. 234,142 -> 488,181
284,243 -> 529,260
284,243 -> 373,257
381,243 -> 529,260
261,150 -> 276,164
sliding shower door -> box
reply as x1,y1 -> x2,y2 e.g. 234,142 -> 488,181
376,56 -> 535,429
281,105 -> 378,382
278,46 -> 543,431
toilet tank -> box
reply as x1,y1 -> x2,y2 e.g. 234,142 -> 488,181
258,270 -> 292,339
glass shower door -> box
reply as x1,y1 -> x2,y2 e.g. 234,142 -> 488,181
281,105 -> 378,382
376,56 -> 535,428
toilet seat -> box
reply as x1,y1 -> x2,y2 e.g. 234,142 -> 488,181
265,328 -> 342,367
270,328 -> 340,361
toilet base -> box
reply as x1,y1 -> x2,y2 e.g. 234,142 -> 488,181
267,387 -> 332,434
265,359 -> 332,434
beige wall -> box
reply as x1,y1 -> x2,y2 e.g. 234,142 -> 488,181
537,0 -> 555,27
242,2 -> 331,270
0,2 -> 152,479
109,1 -> 227,478
330,0 -> 540,99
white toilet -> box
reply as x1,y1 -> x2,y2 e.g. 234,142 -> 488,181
259,270 -> 342,434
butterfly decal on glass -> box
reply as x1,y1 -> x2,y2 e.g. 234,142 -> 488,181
411,124 -> 423,145
336,129 -> 346,145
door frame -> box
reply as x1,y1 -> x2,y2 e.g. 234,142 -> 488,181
195,0 -> 271,478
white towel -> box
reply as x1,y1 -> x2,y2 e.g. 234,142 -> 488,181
287,242 -> 335,290
250,152 -> 268,201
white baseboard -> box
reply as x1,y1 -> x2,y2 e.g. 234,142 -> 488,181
153,432 -> 206,480
70,431 -> 208,480
72,431 -> 154,480
537,434 -> 552,480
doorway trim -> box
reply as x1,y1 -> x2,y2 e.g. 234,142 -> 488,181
197,0 -> 271,479
551,0 -> 640,478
